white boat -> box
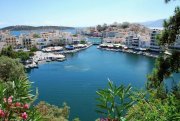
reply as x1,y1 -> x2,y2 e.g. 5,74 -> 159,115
42,46 -> 63,52
56,58 -> 66,62
29,62 -> 38,68
46,59 -> 51,62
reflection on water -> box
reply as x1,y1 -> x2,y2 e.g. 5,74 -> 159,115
64,65 -> 91,72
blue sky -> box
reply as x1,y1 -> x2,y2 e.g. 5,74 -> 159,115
0,0 -> 179,27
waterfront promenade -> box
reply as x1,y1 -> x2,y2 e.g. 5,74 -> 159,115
25,44 -> 92,68
98,47 -> 159,58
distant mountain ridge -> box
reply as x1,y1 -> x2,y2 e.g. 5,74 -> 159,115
0,25 -> 75,31
0,19 -> 165,31
140,19 -> 165,28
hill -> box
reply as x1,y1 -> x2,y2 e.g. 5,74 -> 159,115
0,25 -> 75,31
140,19 -> 165,28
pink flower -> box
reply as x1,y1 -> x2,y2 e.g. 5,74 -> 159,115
15,102 -> 21,107
0,109 -> 5,118
23,104 -> 29,109
8,96 -> 13,99
8,96 -> 13,104
100,118 -> 109,121
21,112 -> 28,120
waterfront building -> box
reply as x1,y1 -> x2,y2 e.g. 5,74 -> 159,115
174,35 -> 180,49
125,32 -> 134,47
0,31 -> 21,49
0,31 -> 11,42
4,36 -> 19,48
106,31 -> 119,38
49,35 -> 63,46
40,31 -> 58,39
125,31 -> 142,48
149,29 -> 161,52
138,34 -> 150,48
126,33 -> 150,49
131,37 -> 140,48
35,38 -> 49,50
0,32 -> 3,42
92,32 -> 101,37
72,39 -> 80,44
115,32 -> 126,38
103,37 -> 125,44
22,37 -> 36,50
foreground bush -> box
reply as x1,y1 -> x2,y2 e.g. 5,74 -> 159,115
126,89 -> 180,121
0,79 -> 42,121
35,101 -> 70,121
0,56 -> 72,120
0,46 -> 34,62
0,56 -> 26,82
96,81 -> 180,121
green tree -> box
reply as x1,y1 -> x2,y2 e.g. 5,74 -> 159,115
128,0 -> 180,120
0,56 -> 26,82
126,89 -> 180,121
96,25 -> 103,32
147,4 -> 180,90
96,1 -> 180,120
17,50 -> 30,62
1,46 -> 17,58
80,40 -> 86,44
73,34 -> 78,37
30,46 -> 38,52
121,22 -> 129,29
1,46 -> 32,62
102,23 -> 108,30
33,33 -> 41,38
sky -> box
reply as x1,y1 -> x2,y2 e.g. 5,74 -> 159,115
0,0 -> 179,27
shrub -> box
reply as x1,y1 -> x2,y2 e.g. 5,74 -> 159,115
96,80 -> 133,120
126,90 -> 180,121
35,101 -> 70,121
0,80 -> 42,121
0,56 -> 26,82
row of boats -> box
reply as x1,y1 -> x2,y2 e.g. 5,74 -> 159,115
25,56 -> 66,69
60,44 -> 92,54
41,44 -> 90,52
25,57 -> 66,69
97,46 -> 159,58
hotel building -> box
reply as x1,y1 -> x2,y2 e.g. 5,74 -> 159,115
149,29 -> 161,52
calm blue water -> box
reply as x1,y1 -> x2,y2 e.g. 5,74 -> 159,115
28,46 -> 157,120
88,37 -> 102,44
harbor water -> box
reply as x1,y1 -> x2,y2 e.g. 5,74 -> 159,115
28,45 -> 180,121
